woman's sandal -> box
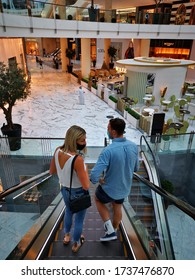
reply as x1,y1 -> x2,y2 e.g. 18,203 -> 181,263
63,233 -> 71,245
72,235 -> 85,253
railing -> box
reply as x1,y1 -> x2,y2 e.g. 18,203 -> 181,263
0,1 -> 174,25
0,136 -> 104,190
143,132 -> 195,207
1,0 -> 194,26
0,170 -> 61,259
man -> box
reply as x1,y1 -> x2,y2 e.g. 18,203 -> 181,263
78,86 -> 85,105
90,118 -> 139,241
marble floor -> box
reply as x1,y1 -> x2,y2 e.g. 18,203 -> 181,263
0,56 -> 142,151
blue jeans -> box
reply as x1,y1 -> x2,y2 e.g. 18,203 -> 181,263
61,187 -> 87,243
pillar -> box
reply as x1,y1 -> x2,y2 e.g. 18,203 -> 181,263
58,0 -> 66,19
105,0 -> 112,22
36,38 -> 42,56
104,39 -> 110,67
140,39 -> 150,57
60,38 -> 68,72
81,38 -> 91,78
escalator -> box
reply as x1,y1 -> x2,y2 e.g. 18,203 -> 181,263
45,183 -> 132,260
0,150 -> 195,260
45,161 -> 151,260
39,162 -> 135,260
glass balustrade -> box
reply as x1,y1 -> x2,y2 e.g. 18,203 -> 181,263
0,0 -> 172,25
143,132 -> 195,208
139,133 -> 195,260
124,177 -> 172,260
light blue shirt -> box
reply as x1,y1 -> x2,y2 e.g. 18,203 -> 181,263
90,137 -> 140,200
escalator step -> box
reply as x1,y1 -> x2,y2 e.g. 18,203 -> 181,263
46,256 -> 128,260
57,228 -> 121,242
49,240 -> 126,259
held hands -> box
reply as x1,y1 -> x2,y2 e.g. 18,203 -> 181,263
99,178 -> 105,185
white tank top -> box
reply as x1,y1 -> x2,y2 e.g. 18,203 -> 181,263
55,148 -> 82,188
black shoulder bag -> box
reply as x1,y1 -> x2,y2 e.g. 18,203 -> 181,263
69,155 -> 91,213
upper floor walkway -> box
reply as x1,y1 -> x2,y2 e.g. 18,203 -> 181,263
0,1 -> 195,39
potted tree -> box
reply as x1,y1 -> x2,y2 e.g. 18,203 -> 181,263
161,179 -> 174,208
66,48 -> 76,73
88,0 -> 99,22
107,46 -> 117,69
153,0 -> 163,24
0,62 -> 31,150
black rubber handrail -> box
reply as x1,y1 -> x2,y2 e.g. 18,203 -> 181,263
0,170 -> 50,200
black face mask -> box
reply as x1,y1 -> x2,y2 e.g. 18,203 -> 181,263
76,144 -> 86,151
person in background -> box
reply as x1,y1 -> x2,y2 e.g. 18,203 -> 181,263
78,86 -> 85,105
49,125 -> 90,252
39,59 -> 43,69
90,118 -> 139,241
145,12 -> 149,24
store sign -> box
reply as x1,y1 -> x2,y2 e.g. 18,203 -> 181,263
116,66 -> 127,73
164,42 -> 174,47
97,48 -> 105,53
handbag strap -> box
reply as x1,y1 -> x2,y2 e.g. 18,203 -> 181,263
69,154 -> 79,200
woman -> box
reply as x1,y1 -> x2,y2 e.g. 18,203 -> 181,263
49,125 -> 90,253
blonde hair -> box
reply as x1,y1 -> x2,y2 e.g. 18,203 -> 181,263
60,125 -> 86,153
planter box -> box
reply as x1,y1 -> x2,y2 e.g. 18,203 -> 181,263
108,98 -> 117,110
123,110 -> 128,119
97,84 -> 104,99
81,80 -> 89,89
91,86 -> 97,95
126,113 -> 139,128
104,88 -> 111,103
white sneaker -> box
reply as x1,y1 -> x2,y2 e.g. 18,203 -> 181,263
100,232 -> 117,242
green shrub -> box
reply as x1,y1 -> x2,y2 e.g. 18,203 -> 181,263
72,72 -> 78,78
161,179 -> 174,194
162,135 -> 170,141
81,77 -> 89,83
92,84 -> 97,90
126,107 -> 140,120
109,95 -> 118,103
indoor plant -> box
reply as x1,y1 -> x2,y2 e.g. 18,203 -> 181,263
108,95 -> 118,110
66,48 -> 76,73
107,46 -> 117,69
153,0 -> 163,24
160,179 -> 174,208
0,62 -> 31,150
88,0 -> 98,22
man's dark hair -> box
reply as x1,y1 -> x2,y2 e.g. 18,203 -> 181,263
109,118 -> 126,135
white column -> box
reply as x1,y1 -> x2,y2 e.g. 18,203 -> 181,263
60,38 -> 68,72
140,39 -> 150,57
96,39 -> 105,69
81,38 -> 91,78
133,39 -> 150,57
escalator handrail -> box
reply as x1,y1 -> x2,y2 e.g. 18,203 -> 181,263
133,172 -> 195,220
0,170 -> 51,200
140,134 -> 162,181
